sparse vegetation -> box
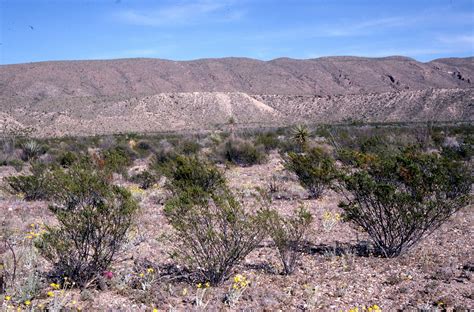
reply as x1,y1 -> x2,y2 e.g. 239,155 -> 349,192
262,205 -> 313,274
0,122 -> 472,310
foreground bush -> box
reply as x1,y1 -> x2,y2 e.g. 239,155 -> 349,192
163,156 -> 264,284
35,162 -> 139,287
285,147 -> 336,199
262,205 -> 313,275
164,188 -> 266,285
336,150 -> 472,257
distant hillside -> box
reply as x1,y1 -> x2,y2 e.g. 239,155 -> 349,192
1,56 -> 473,98
0,56 -> 472,136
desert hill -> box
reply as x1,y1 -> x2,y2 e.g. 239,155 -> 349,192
0,56 -> 473,136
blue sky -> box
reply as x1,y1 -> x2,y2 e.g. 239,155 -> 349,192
0,0 -> 473,64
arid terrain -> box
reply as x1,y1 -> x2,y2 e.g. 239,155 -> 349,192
0,56 -> 473,136
1,150 -> 473,311
0,55 -> 473,311
0,122 -> 473,311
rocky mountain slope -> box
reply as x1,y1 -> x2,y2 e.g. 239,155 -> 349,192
0,56 -> 472,136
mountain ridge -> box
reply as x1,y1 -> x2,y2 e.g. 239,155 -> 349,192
0,55 -> 472,137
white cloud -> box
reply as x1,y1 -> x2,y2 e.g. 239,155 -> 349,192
114,0 -> 243,27
438,34 -> 474,45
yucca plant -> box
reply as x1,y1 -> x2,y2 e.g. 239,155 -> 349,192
21,141 -> 43,161
291,124 -> 310,151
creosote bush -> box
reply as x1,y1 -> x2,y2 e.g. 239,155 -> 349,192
285,147 -> 336,199
336,149 -> 472,257
5,163 -> 51,200
163,155 -> 226,194
57,151 -> 78,168
163,156 -> 265,284
262,205 -> 313,275
35,161 -> 139,287
102,146 -> 133,175
216,138 -> 267,166
129,170 -> 157,189
164,188 -> 266,285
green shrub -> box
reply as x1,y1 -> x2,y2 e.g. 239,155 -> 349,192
129,170 -> 157,189
5,163 -> 51,200
216,138 -> 266,166
164,188 -> 266,284
262,205 -> 312,275
102,146 -> 133,175
57,151 -> 78,168
35,162 -> 139,287
163,155 -> 226,195
255,132 -> 280,152
177,139 -> 201,155
336,150 -> 472,257
285,147 -> 336,199
8,159 -> 24,172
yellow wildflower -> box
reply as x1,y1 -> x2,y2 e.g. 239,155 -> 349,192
24,300 -> 31,306
233,274 -> 245,283
50,283 -> 61,290
204,282 -> 210,288
47,291 -> 55,297
139,273 -> 144,278
197,283 -> 202,288
152,308 -> 158,312
147,268 -> 154,274
4,296 -> 11,301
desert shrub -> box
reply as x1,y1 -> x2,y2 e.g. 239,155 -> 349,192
102,146 -> 133,175
164,188 -> 266,284
5,163 -> 51,200
216,138 -> 266,166
35,162 -> 139,287
57,151 -> 78,168
21,141 -> 45,161
285,147 -> 337,199
163,155 -> 226,195
440,135 -> 473,161
336,150 -> 472,257
255,132 -> 280,152
177,139 -> 201,155
8,159 -> 24,172
262,205 -> 313,275
129,170 -> 157,189
131,140 -> 154,158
